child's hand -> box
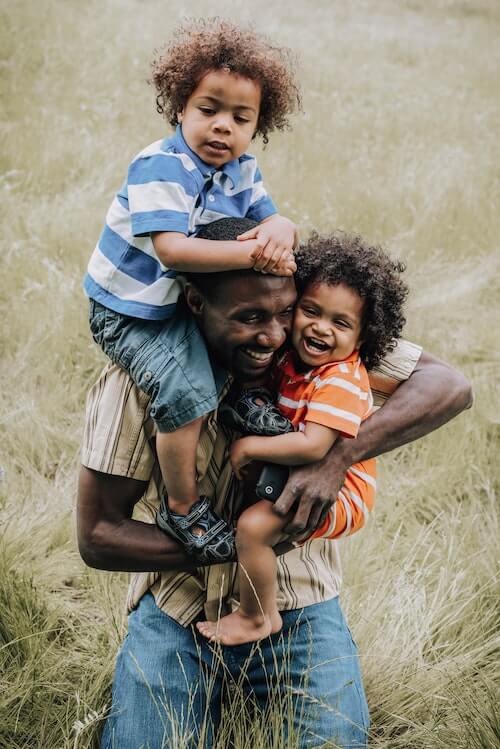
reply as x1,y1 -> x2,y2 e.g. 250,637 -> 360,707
230,438 -> 255,479
238,216 -> 298,277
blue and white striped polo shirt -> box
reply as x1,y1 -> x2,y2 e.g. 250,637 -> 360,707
84,126 -> 277,320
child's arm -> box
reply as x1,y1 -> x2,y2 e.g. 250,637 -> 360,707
231,422 -> 338,479
152,231 -> 295,276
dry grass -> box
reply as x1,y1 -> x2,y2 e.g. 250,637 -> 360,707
1,0 -> 499,746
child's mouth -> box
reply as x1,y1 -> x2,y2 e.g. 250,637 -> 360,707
304,336 -> 330,353
207,141 -> 229,151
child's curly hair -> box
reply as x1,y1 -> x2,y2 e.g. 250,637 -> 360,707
294,233 -> 409,370
150,18 -> 301,144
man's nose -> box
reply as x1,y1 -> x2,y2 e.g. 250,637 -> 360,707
256,319 -> 286,349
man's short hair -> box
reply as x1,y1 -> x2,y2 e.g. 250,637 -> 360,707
184,218 -> 259,301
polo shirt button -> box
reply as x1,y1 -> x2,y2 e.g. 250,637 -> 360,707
143,371 -> 153,382
208,194 -> 215,202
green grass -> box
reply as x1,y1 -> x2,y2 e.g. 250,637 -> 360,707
1,0 -> 499,746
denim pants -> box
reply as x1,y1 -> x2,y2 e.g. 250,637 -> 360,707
89,300 -> 227,432
101,593 -> 369,749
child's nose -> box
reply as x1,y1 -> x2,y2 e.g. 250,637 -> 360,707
213,113 -> 232,132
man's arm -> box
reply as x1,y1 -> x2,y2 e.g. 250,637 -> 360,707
77,466 -> 197,572
274,350 -> 473,535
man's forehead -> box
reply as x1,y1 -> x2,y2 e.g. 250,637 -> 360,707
218,274 -> 297,309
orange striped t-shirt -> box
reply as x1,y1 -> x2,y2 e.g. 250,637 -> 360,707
275,350 -> 376,540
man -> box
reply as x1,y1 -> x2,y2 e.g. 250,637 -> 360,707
78,219 -> 472,748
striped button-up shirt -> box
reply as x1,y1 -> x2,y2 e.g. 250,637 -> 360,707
81,339 -> 422,625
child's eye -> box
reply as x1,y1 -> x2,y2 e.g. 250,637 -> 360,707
301,306 -> 318,317
235,115 -> 249,124
199,107 -> 215,115
335,319 -> 350,329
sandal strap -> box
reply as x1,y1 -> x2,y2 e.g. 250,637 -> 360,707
166,496 -> 211,531
156,495 -> 236,562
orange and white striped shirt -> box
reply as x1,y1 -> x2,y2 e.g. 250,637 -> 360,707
275,350 -> 376,541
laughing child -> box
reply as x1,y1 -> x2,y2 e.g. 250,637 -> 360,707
196,231 -> 409,644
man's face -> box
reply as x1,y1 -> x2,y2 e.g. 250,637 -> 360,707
187,274 -> 297,383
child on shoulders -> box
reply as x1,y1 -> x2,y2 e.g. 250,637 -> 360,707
197,231 -> 409,644
84,19 -> 301,562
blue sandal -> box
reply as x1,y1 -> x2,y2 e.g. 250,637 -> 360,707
156,495 -> 236,564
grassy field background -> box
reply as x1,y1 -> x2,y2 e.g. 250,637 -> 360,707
1,0 -> 499,746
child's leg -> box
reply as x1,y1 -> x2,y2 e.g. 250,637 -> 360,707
196,500 -> 290,645
89,301 -> 231,541
156,419 -> 202,515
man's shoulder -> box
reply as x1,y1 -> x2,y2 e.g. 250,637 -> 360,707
369,338 -> 423,408
81,363 -> 155,480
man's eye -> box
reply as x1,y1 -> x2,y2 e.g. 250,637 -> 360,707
241,315 -> 260,324
281,307 -> 294,317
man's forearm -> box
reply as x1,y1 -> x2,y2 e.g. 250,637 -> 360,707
77,467 -> 198,573
335,352 -> 473,467
79,516 -> 198,573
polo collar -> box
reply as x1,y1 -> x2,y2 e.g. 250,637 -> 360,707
172,125 -> 241,187
282,349 -> 361,382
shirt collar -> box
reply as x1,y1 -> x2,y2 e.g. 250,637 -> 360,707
171,125 -> 241,187
281,349 -> 361,382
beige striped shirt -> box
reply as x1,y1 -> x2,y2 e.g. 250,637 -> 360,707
81,339 -> 422,625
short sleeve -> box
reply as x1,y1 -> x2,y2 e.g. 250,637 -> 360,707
127,151 -> 198,237
81,364 -> 155,480
304,365 -> 370,437
245,166 -> 277,222
368,338 -> 423,409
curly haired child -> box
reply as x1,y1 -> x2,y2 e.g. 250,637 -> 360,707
196,231 -> 409,644
84,18 -> 301,561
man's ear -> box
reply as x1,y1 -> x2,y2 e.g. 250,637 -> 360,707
184,283 -> 205,317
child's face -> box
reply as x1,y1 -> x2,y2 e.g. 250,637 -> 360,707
178,69 -> 261,167
292,282 -> 364,368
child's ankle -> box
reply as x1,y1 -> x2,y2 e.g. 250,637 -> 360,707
168,496 -> 198,516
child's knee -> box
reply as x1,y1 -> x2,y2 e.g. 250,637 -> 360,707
236,502 -> 284,548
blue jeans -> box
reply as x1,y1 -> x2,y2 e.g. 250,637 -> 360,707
89,300 -> 227,432
101,593 -> 369,749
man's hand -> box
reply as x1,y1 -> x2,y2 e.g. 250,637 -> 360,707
273,447 -> 350,536
238,215 -> 297,276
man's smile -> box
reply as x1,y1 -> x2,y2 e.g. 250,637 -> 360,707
240,346 -> 275,366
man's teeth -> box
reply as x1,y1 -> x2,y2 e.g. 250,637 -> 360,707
242,348 -> 273,361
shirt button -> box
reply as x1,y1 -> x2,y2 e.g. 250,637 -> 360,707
143,371 -> 153,382
208,194 -> 215,202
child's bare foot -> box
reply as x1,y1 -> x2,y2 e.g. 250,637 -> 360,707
196,610 -> 282,645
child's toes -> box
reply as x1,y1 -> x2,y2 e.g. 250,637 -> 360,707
196,620 -> 216,639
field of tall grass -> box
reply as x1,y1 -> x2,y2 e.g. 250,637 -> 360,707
1,0 -> 498,746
